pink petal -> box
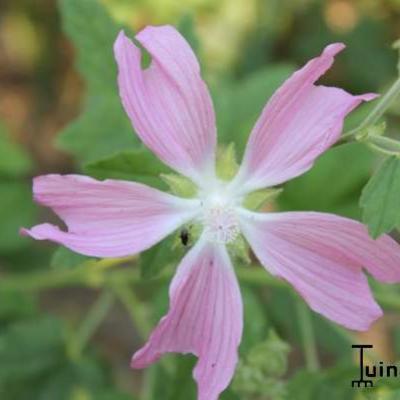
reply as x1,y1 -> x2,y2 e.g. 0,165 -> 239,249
131,239 -> 243,400
239,211 -> 400,331
114,26 -> 217,186
232,44 -> 377,194
21,174 -> 199,257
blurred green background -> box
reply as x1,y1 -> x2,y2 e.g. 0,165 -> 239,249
1,0 -> 400,399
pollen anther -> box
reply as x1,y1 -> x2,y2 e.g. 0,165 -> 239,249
202,205 -> 239,244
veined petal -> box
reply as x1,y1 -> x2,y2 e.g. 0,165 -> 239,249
231,44 -> 377,194
21,174 -> 199,257
114,26 -> 217,186
239,210 -> 400,331
131,238 -> 243,400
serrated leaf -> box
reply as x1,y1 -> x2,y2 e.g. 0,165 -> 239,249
84,149 -> 169,189
360,156 -> 400,238
233,330 -> 289,398
57,0 -> 139,163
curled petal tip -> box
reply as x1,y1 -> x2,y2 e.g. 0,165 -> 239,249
19,227 -> 29,237
113,22 -> 216,182
324,42 -> 346,56
136,24 -> 175,39
130,356 -> 138,369
348,305 -> 383,332
239,211 -> 396,331
23,175 -> 198,258
360,92 -> 379,101
114,30 -> 132,55
130,241 -> 242,399
21,223 -> 60,241
130,353 -> 148,369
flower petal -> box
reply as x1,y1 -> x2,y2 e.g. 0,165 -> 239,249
21,174 -> 199,257
231,44 -> 377,194
239,211 -> 400,331
114,26 -> 217,186
131,238 -> 243,400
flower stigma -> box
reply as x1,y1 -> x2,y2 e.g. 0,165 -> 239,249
200,189 -> 240,244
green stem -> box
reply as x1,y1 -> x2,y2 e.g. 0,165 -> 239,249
142,366 -> 158,400
111,281 -> 152,339
111,281 -> 174,376
295,300 -> 320,372
341,76 -> 400,141
2,261 -> 400,312
367,134 -> 400,155
0,256 -> 136,291
366,142 -> 400,157
69,289 -> 115,359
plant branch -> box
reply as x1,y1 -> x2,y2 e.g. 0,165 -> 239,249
111,281 -> 152,340
295,299 -> 320,372
69,289 -> 115,359
341,76 -> 400,142
1,260 -> 400,314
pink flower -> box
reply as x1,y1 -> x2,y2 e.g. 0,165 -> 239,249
22,25 -> 400,400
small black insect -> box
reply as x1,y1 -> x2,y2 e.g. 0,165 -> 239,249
180,228 -> 190,246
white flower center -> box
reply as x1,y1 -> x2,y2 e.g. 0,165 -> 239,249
200,190 -> 240,244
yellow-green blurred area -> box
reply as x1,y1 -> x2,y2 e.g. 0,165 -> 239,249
1,0 -> 400,169
1,0 -> 400,399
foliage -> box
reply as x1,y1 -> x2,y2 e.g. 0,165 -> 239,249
360,156 -> 400,238
1,0 -> 400,399
56,0 -> 140,164
0,124 -> 36,252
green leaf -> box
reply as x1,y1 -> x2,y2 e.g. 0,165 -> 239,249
37,357 -> 111,400
342,100 -> 376,133
57,0 -> 139,163
287,364 -> 359,400
213,64 -> 295,155
0,122 -> 32,177
166,356 -> 197,400
0,291 -> 38,322
240,287 -> 271,353
279,143 -> 374,219
233,330 -> 289,399
0,122 -> 36,252
0,316 -> 65,382
360,156 -> 400,238
84,149 -> 169,189
0,182 -> 37,252
0,313 -> 131,399
140,235 -> 178,280
177,14 -> 199,54
51,247 -> 92,270
97,392 -> 134,400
